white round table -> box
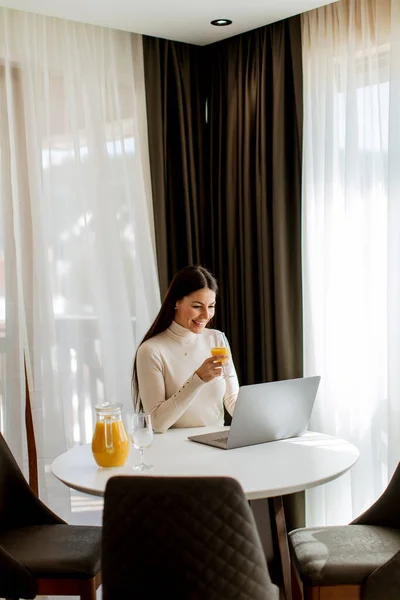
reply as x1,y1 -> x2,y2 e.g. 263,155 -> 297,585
51,427 -> 359,500
52,427 -> 359,600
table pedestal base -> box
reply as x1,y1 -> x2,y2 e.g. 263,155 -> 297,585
251,493 -> 305,600
273,496 -> 292,600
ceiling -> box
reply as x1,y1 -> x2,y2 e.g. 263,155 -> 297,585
0,0 -> 338,45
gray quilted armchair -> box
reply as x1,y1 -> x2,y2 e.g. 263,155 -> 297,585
289,462 -> 400,600
0,432 -> 102,600
102,475 -> 279,600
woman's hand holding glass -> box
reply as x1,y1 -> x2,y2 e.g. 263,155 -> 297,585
130,413 -> 154,471
196,356 -> 224,382
195,331 -> 234,381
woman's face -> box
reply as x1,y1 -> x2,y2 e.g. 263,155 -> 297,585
174,287 -> 216,334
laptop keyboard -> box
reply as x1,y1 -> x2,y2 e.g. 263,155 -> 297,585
214,437 -> 228,444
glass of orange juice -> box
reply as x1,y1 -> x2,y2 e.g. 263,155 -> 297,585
211,331 -> 234,378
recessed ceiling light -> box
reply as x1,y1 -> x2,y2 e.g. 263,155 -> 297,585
210,19 -> 232,27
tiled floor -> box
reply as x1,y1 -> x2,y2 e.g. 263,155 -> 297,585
37,587 -> 284,600
37,593 -> 101,600
38,592 -> 103,600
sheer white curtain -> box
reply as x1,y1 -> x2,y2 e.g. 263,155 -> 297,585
302,0 -> 400,526
0,8 -> 160,517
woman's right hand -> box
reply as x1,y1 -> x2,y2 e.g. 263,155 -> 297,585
196,356 -> 224,382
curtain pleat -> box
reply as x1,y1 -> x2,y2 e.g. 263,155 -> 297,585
142,37 -> 207,295
206,18 -> 303,386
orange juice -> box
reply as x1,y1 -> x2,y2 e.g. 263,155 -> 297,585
211,346 -> 230,366
91,420 -> 129,468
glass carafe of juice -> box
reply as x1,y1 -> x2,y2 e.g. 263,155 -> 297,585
91,402 -> 129,468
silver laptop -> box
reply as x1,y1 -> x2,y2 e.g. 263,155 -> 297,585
188,375 -> 321,450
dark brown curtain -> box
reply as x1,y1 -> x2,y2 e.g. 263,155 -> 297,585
205,17 -> 303,386
142,37 -> 208,296
142,16 -> 303,386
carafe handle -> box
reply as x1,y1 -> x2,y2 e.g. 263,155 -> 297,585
104,417 -> 114,452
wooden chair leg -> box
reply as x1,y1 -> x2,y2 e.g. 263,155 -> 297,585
79,576 -> 98,600
273,495 -> 292,600
304,587 -> 320,599
292,565 -> 303,600
301,584 -> 362,600
37,572 -> 101,599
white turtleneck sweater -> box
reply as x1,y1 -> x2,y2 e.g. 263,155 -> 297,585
136,321 -> 239,433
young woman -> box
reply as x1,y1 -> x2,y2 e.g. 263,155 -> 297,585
132,265 -> 239,433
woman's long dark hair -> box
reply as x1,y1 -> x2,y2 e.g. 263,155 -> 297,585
132,265 -> 218,410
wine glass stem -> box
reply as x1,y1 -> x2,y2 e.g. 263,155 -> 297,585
139,449 -> 144,467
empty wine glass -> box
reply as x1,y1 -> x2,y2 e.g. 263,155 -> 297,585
130,413 -> 154,471
210,331 -> 235,379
